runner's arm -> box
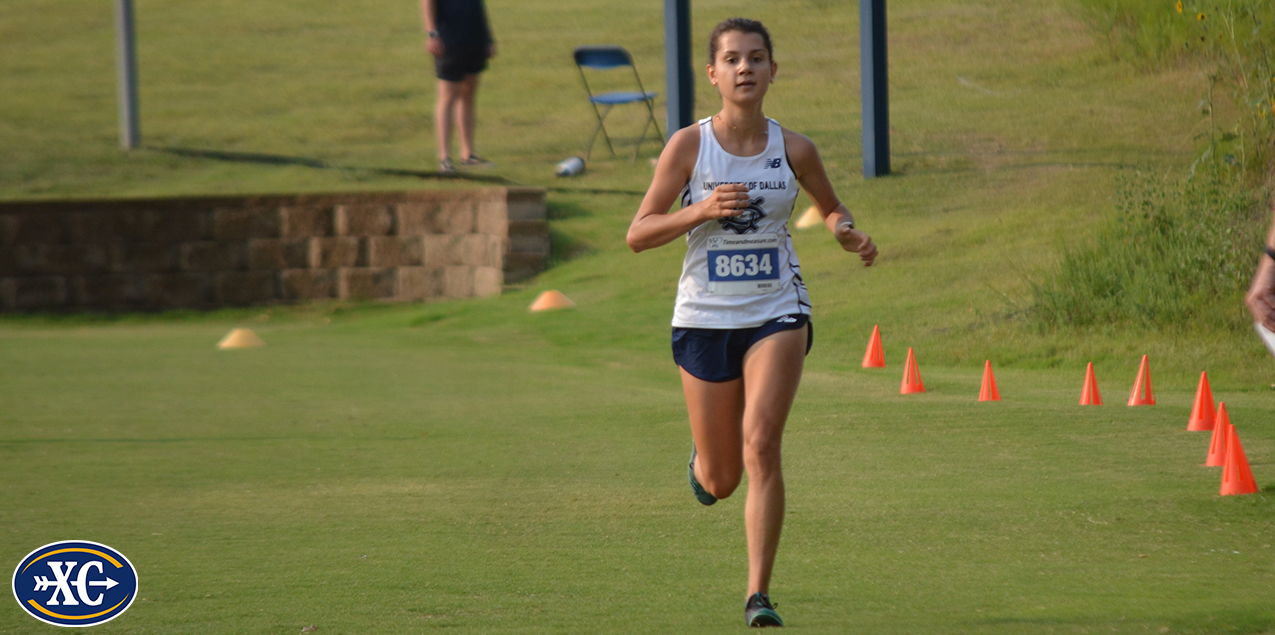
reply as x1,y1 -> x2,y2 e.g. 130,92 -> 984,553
784,129 -> 877,267
627,127 -> 750,253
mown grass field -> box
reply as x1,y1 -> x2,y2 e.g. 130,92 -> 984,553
2,0 -> 1274,632
1,308 -> 1273,634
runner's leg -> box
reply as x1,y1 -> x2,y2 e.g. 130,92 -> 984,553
740,326 -> 806,596
680,368 -> 745,500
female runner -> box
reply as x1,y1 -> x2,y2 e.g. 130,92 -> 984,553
626,18 -> 878,627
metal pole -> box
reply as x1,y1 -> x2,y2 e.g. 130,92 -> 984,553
860,0 -> 888,177
115,0 -> 140,149
664,0 -> 694,137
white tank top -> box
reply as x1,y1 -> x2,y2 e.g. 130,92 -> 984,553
672,117 -> 811,328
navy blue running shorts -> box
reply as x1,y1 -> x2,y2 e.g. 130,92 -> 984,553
671,314 -> 813,383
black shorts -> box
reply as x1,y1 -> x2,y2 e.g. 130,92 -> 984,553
671,314 -> 813,383
435,43 -> 489,82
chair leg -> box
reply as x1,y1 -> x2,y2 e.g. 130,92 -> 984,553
645,98 -> 665,145
584,102 -> 604,161
632,116 -> 652,163
597,105 -> 616,157
631,99 -> 665,162
584,121 -> 602,162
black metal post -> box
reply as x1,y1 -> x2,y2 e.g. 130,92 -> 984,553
860,0 -> 888,177
115,0 -> 140,149
664,0 -> 694,137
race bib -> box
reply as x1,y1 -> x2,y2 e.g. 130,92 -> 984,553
706,233 -> 781,296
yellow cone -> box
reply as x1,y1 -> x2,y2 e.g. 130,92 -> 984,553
794,206 -> 823,229
218,328 -> 266,349
529,290 -> 575,312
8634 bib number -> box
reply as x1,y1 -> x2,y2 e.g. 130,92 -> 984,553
706,234 -> 781,296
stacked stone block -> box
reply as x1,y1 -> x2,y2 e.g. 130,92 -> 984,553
0,188 -> 547,312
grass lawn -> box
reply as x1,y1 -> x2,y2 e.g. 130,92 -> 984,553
3,0 -> 1275,632
1,307 -> 1273,634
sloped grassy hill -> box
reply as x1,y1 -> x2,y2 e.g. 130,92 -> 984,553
1,0 -> 1270,385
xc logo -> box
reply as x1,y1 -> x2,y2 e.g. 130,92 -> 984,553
34,561 -> 120,606
12,541 -> 138,627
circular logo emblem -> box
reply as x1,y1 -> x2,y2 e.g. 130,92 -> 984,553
12,541 -> 138,627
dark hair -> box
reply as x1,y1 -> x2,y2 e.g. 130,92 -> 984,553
707,18 -> 773,64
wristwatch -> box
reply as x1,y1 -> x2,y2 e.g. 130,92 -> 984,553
1266,245 -> 1275,261
428,30 -> 439,38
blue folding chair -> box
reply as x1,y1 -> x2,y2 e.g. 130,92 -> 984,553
573,46 -> 664,162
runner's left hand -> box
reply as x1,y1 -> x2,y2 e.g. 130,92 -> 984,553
835,224 -> 877,267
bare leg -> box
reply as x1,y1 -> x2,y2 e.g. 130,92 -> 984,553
454,74 -> 479,160
435,79 -> 461,161
740,326 -> 806,597
679,368 -> 744,500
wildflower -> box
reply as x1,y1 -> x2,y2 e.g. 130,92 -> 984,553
1175,1 -> 1183,12
1197,12 -> 1206,19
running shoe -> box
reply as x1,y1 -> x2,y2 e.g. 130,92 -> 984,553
461,154 -> 495,168
745,592 -> 783,627
688,445 -> 717,506
439,158 -> 457,176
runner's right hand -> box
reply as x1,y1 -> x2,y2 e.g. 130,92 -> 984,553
702,183 -> 750,220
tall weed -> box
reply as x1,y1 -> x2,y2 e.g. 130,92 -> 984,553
1078,0 -> 1275,178
1033,171 -> 1264,328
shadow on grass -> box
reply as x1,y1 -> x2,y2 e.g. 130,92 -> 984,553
151,146 -> 515,184
154,145 -> 649,195
0,436 -> 423,444
546,199 -> 593,220
549,227 -> 593,267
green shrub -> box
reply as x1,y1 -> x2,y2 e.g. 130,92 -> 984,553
1036,1 -> 1274,330
1033,171 -> 1264,327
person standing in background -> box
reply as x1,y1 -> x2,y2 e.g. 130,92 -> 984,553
422,0 -> 496,175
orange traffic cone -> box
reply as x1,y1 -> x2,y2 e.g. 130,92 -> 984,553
979,360 -> 1000,401
862,325 -> 885,368
1220,423 -> 1259,496
1187,371 -> 1216,431
900,348 -> 925,394
1127,354 -> 1156,406
529,290 -> 575,312
1080,362 -> 1102,405
1204,402 -> 1231,467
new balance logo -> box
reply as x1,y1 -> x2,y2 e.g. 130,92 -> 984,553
764,158 -> 782,169
775,315 -> 797,323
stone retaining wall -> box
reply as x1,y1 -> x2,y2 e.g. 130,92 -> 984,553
0,187 -> 548,312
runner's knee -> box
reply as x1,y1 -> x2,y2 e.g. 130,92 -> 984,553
700,462 -> 742,499
743,433 -> 782,471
